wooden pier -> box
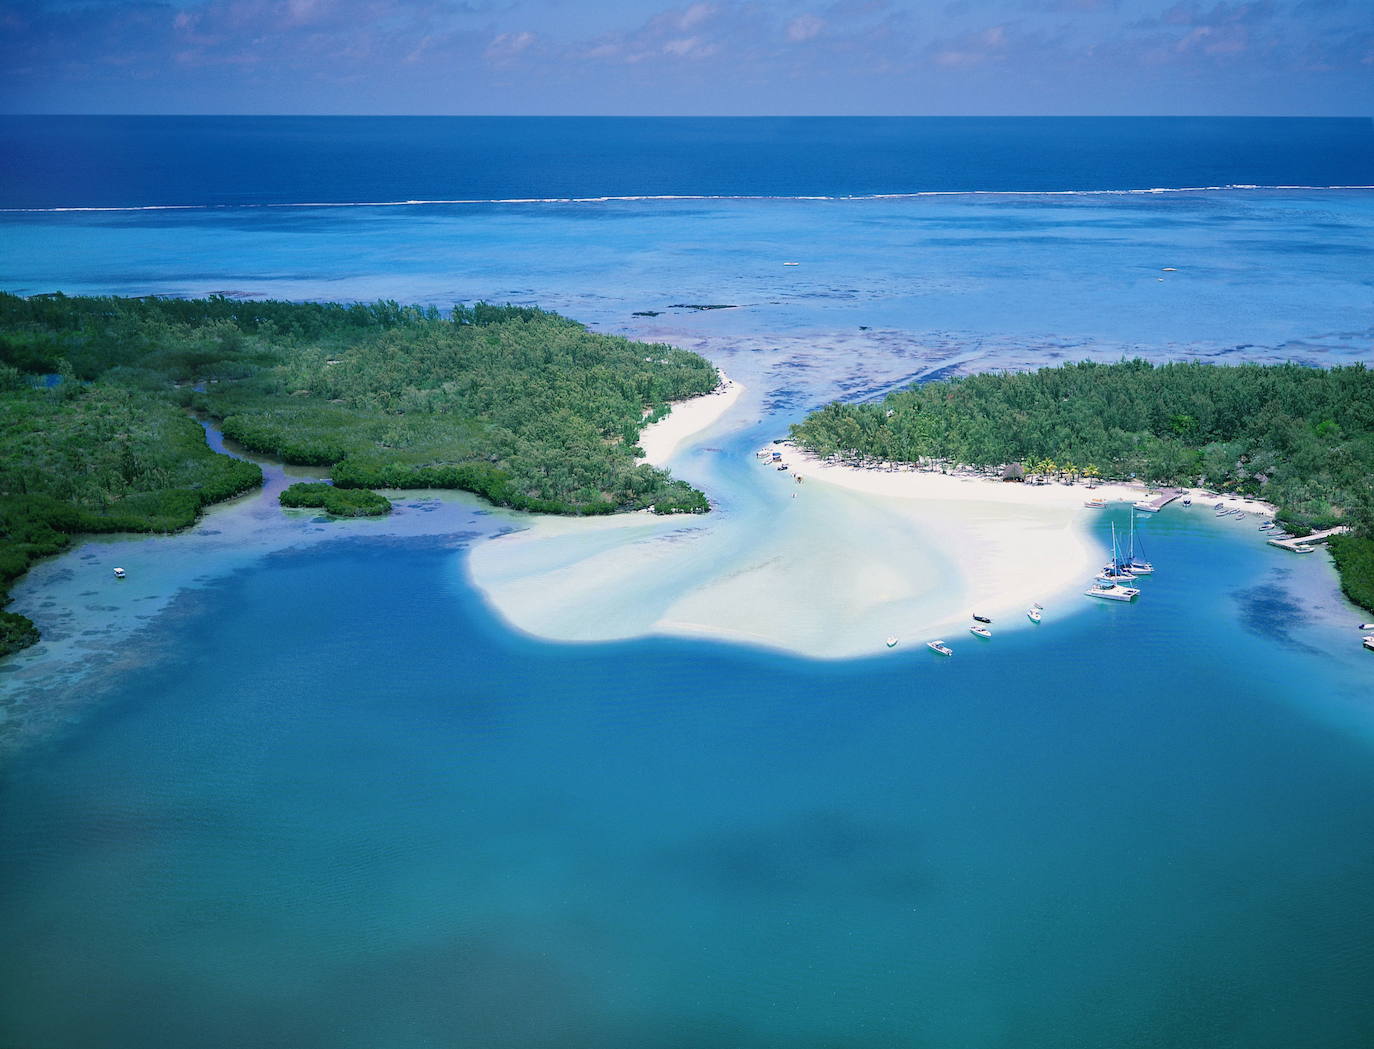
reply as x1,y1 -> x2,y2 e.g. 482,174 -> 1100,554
1132,488 -> 1183,513
1267,526 -> 1350,552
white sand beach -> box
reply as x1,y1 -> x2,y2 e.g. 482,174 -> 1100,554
637,376 -> 742,466
468,385 -> 1254,660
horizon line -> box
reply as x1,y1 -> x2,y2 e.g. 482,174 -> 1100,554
3,112 -> 1373,121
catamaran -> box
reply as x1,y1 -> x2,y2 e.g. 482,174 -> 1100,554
1085,582 -> 1140,601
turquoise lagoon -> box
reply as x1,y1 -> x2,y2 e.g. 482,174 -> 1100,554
3,178 -> 1374,1046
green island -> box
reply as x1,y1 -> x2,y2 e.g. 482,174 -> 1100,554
791,360 -> 1374,612
280,482 -> 391,517
0,292 -> 721,656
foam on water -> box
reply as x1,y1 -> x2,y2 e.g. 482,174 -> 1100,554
6,183 -> 1374,213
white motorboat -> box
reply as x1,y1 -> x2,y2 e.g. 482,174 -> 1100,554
1363,636 -> 1374,652
113,567 -> 126,579
885,637 -> 898,648
969,625 -> 991,639
927,640 -> 953,656
1027,607 -> 1042,623
1083,498 -> 1106,509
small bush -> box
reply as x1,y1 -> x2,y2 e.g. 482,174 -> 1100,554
280,482 -> 391,517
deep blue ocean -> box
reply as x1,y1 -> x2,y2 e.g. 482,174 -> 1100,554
2,118 -> 1373,1048
2,116 -> 1372,209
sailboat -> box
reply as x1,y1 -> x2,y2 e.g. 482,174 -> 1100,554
1125,514 -> 1153,575
1097,522 -> 1138,584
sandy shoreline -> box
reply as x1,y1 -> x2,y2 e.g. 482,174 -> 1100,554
637,375 -> 742,467
782,445 -> 1278,519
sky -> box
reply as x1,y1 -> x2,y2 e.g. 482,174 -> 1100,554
1,0 -> 1372,115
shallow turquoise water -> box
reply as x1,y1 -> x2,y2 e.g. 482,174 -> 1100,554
3,172 -> 1374,1045
2,508 -> 1372,1048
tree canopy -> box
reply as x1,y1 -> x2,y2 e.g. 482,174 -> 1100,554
0,292 -> 721,655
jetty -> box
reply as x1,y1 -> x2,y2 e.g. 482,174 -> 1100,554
1132,488 -> 1183,513
1268,526 -> 1350,552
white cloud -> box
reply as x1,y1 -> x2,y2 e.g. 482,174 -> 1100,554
786,13 -> 826,42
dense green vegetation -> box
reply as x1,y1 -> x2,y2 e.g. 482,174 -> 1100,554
1328,535 -> 1374,614
280,482 -> 391,517
0,373 -> 264,654
0,292 -> 720,655
792,360 -> 1374,610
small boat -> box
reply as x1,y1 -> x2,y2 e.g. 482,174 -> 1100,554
885,637 -> 898,649
1132,500 -> 1161,513
1363,636 -> 1374,652
776,463 -> 789,471
1085,583 -> 1140,602
1359,623 -> 1374,631
1214,502 -> 1225,511
1027,607 -> 1042,623
969,625 -> 991,639
927,640 -> 953,656
783,261 -> 800,266
1031,602 -> 1043,609
972,614 -> 991,624
1083,498 -> 1106,509
1293,544 -> 1315,554
113,567 -> 126,579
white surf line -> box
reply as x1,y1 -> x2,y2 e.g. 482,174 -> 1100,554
7,186 -> 1372,214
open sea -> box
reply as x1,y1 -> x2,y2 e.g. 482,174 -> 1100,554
2,117 -> 1374,1048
